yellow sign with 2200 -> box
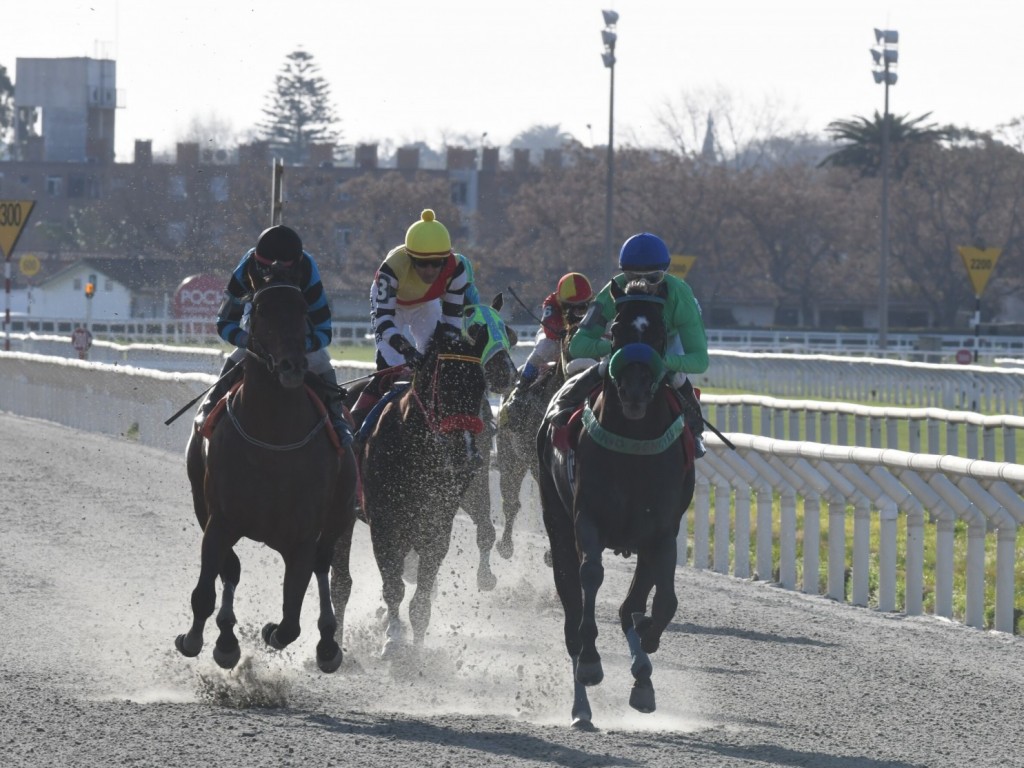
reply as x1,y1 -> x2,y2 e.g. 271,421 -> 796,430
957,246 -> 1002,297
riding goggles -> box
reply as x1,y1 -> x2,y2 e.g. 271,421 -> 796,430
623,269 -> 666,285
563,301 -> 591,313
413,257 -> 446,270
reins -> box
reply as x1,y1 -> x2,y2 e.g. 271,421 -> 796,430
409,351 -> 485,435
224,388 -> 328,451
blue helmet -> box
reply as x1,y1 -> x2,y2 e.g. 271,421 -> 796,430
618,232 -> 670,271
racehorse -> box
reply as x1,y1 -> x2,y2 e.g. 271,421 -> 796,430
177,274 -> 358,673
494,320 -> 592,561
358,320 -> 489,657
345,296 -> 516,593
456,299 -> 517,590
536,277 -> 696,728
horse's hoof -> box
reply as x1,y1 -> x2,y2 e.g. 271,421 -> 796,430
571,715 -> 597,731
495,538 -> 514,560
543,549 -> 553,568
629,679 -> 656,714
317,644 -> 343,674
381,638 -> 400,660
262,623 -> 287,651
212,643 -> 241,670
575,660 -> 604,686
174,634 -> 202,658
477,568 -> 497,591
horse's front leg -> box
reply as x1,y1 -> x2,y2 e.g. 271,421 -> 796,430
574,511 -> 604,686
620,556 -> 658,713
371,524 -> 408,658
408,512 -> 456,648
176,522 -> 226,661
212,548 -> 242,669
461,462 -> 497,591
262,538 -> 316,651
495,432 -> 525,559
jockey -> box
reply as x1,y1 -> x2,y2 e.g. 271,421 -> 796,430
350,209 -> 472,427
194,224 -> 353,447
505,272 -> 594,410
567,232 -> 709,457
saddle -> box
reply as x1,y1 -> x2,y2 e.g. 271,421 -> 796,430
550,383 -> 689,458
200,381 -> 346,456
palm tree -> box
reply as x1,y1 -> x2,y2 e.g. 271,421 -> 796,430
819,111 -> 948,178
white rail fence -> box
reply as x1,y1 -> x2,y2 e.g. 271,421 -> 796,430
696,351 -> 1024,414
11,333 -> 1024,414
2,350 -> 1021,634
704,394 -> 1024,463
696,434 -> 1024,634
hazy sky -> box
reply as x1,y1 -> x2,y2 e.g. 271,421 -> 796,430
7,0 -> 1023,161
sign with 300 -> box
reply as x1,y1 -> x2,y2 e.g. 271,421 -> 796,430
0,200 -> 36,259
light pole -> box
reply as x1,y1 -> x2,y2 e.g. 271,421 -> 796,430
872,27 -> 898,351
601,10 -> 618,263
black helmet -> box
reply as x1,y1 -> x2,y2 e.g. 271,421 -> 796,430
255,225 -> 303,266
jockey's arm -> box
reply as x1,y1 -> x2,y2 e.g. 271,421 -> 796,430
568,289 -> 615,361
216,251 -> 255,347
662,284 -> 709,375
300,254 -> 332,352
370,265 -> 406,351
440,256 -> 470,328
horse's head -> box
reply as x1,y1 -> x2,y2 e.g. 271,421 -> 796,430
606,278 -> 668,420
463,293 -> 517,395
246,283 -> 309,389
415,322 -> 487,433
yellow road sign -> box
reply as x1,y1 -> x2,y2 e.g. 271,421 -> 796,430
0,200 -> 36,259
669,254 -> 696,280
19,253 -> 41,277
957,245 -> 1002,296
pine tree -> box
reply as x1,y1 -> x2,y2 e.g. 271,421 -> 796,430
258,50 -> 340,164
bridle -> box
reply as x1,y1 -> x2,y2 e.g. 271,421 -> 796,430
410,352 -> 485,435
243,284 -> 305,376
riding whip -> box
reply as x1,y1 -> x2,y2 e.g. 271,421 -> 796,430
163,364 -> 239,426
506,285 -> 561,337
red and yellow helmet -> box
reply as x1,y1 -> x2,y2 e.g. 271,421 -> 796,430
556,272 -> 593,306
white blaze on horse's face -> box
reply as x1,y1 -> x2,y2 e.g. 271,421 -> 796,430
631,314 -> 650,340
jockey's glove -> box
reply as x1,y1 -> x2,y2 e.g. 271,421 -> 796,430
390,335 -> 424,368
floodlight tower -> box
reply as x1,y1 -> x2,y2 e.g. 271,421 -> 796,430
601,10 -> 618,263
872,28 -> 898,351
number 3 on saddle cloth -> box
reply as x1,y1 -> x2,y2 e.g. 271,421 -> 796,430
200,380 -> 347,456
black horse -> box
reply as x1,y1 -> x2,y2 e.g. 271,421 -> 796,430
536,278 -> 696,728
358,321 -> 491,656
178,278 -> 358,673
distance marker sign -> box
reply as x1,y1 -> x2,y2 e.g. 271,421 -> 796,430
0,200 -> 36,259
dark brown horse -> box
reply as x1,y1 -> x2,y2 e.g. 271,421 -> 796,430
178,278 -> 358,673
345,297 -> 516,593
358,321 -> 488,657
536,278 -> 696,728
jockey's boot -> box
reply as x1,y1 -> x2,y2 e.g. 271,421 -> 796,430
194,356 -> 242,432
549,362 -> 602,426
677,379 -> 706,458
349,375 -> 384,432
318,370 -> 354,448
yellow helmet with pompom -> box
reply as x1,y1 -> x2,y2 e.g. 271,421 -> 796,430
405,209 -> 452,258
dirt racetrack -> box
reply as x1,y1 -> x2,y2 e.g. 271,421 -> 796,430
2,412 -> 1022,767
